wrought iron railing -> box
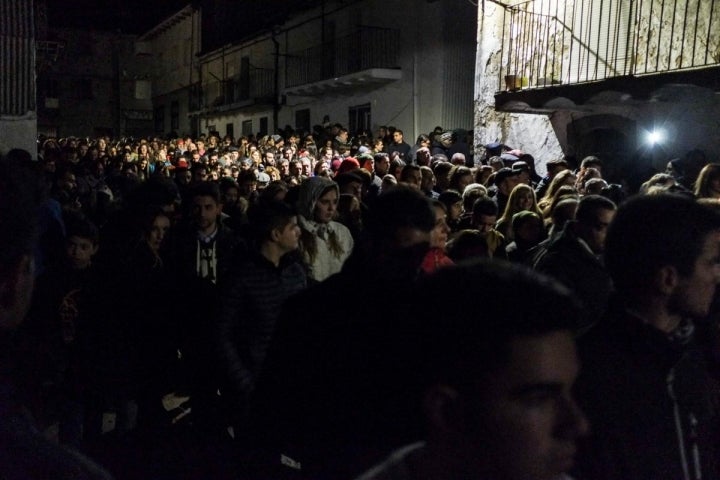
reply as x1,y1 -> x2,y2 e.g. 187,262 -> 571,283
285,26 -> 399,88
498,0 -> 720,91
202,67 -> 274,107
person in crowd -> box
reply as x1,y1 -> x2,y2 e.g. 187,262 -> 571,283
495,183 -> 543,241
470,196 -> 506,258
530,195 -> 616,332
694,163 -> 720,200
386,129 -> 411,162
406,134 -> 430,164
295,177 -> 354,282
447,165 -> 474,194
505,210 -> 546,263
420,199 -> 454,274
249,186 -> 436,479
535,157 -> 570,198
0,156 -> 113,479
574,193 -> 720,480
167,182 -> 243,434
398,164 -> 422,190
538,170 -> 577,214
419,165 -> 438,199
437,189 -> 463,234
356,260 -> 589,480
215,201 -> 306,435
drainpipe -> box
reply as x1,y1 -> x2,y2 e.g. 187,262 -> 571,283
272,31 -> 280,134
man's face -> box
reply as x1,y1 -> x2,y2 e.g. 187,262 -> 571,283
314,189 -> 338,224
338,130 -> 348,142
301,160 -> 312,177
265,152 -> 276,166
65,235 -> 97,269
375,157 -> 390,176
393,131 -> 403,144
460,331 -> 588,480
578,208 -> 615,254
341,181 -> 363,200
670,230 -> 720,319
403,169 -> 423,190
280,160 -> 290,176
275,216 -> 301,252
192,195 -> 221,233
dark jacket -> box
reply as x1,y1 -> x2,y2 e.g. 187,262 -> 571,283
530,222 -> 612,332
216,251 -> 307,396
574,308 -> 720,480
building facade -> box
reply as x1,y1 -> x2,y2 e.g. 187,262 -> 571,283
189,0 -> 477,141
137,5 -> 201,138
1,0 -> 36,156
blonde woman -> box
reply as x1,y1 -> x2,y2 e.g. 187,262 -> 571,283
495,183 -> 543,241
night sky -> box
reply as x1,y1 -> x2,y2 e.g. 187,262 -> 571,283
47,0 -> 191,34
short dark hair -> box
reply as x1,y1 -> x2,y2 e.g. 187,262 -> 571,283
410,260 -> 580,388
472,197 -> 498,218
605,194 -> 720,294
365,186 -> 435,241
399,164 -> 421,182
575,194 -> 616,226
191,181 -> 221,203
65,213 -> 100,245
248,200 -> 297,243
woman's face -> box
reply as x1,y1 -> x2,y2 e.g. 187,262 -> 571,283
450,201 -> 463,221
146,215 -> 170,254
314,189 -> 338,224
517,190 -> 533,210
430,205 -> 450,249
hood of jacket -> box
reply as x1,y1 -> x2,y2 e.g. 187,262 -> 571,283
296,176 -> 339,220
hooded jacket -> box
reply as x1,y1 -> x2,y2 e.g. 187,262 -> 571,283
296,177 -> 353,282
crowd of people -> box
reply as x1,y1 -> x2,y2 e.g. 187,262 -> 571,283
1,121 -> 720,480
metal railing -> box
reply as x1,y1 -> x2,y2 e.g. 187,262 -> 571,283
285,26 -> 399,88
202,67 -> 275,107
499,0 -> 720,91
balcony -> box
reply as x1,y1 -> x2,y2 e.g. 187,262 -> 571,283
196,67 -> 275,116
494,0 -> 720,112
284,26 -> 402,97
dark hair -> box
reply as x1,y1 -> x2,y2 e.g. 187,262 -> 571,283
365,186 -> 435,241
438,189 -> 463,211
575,194 -> 616,226
399,164 -> 421,183
580,155 -> 603,169
248,200 -> 297,243
605,193 -> 720,295
472,196 -> 498,218
191,181 -> 221,203
65,213 -> 100,245
410,260 -> 580,388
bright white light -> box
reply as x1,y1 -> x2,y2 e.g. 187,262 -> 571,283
647,130 -> 664,145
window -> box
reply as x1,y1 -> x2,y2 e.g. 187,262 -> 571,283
242,119 -> 253,136
295,109 -> 310,133
226,123 -> 234,139
170,101 -> 179,130
348,103 -> 371,136
259,117 -> 268,136
154,105 -> 165,133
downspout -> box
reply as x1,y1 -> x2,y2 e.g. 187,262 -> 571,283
272,31 -> 280,134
